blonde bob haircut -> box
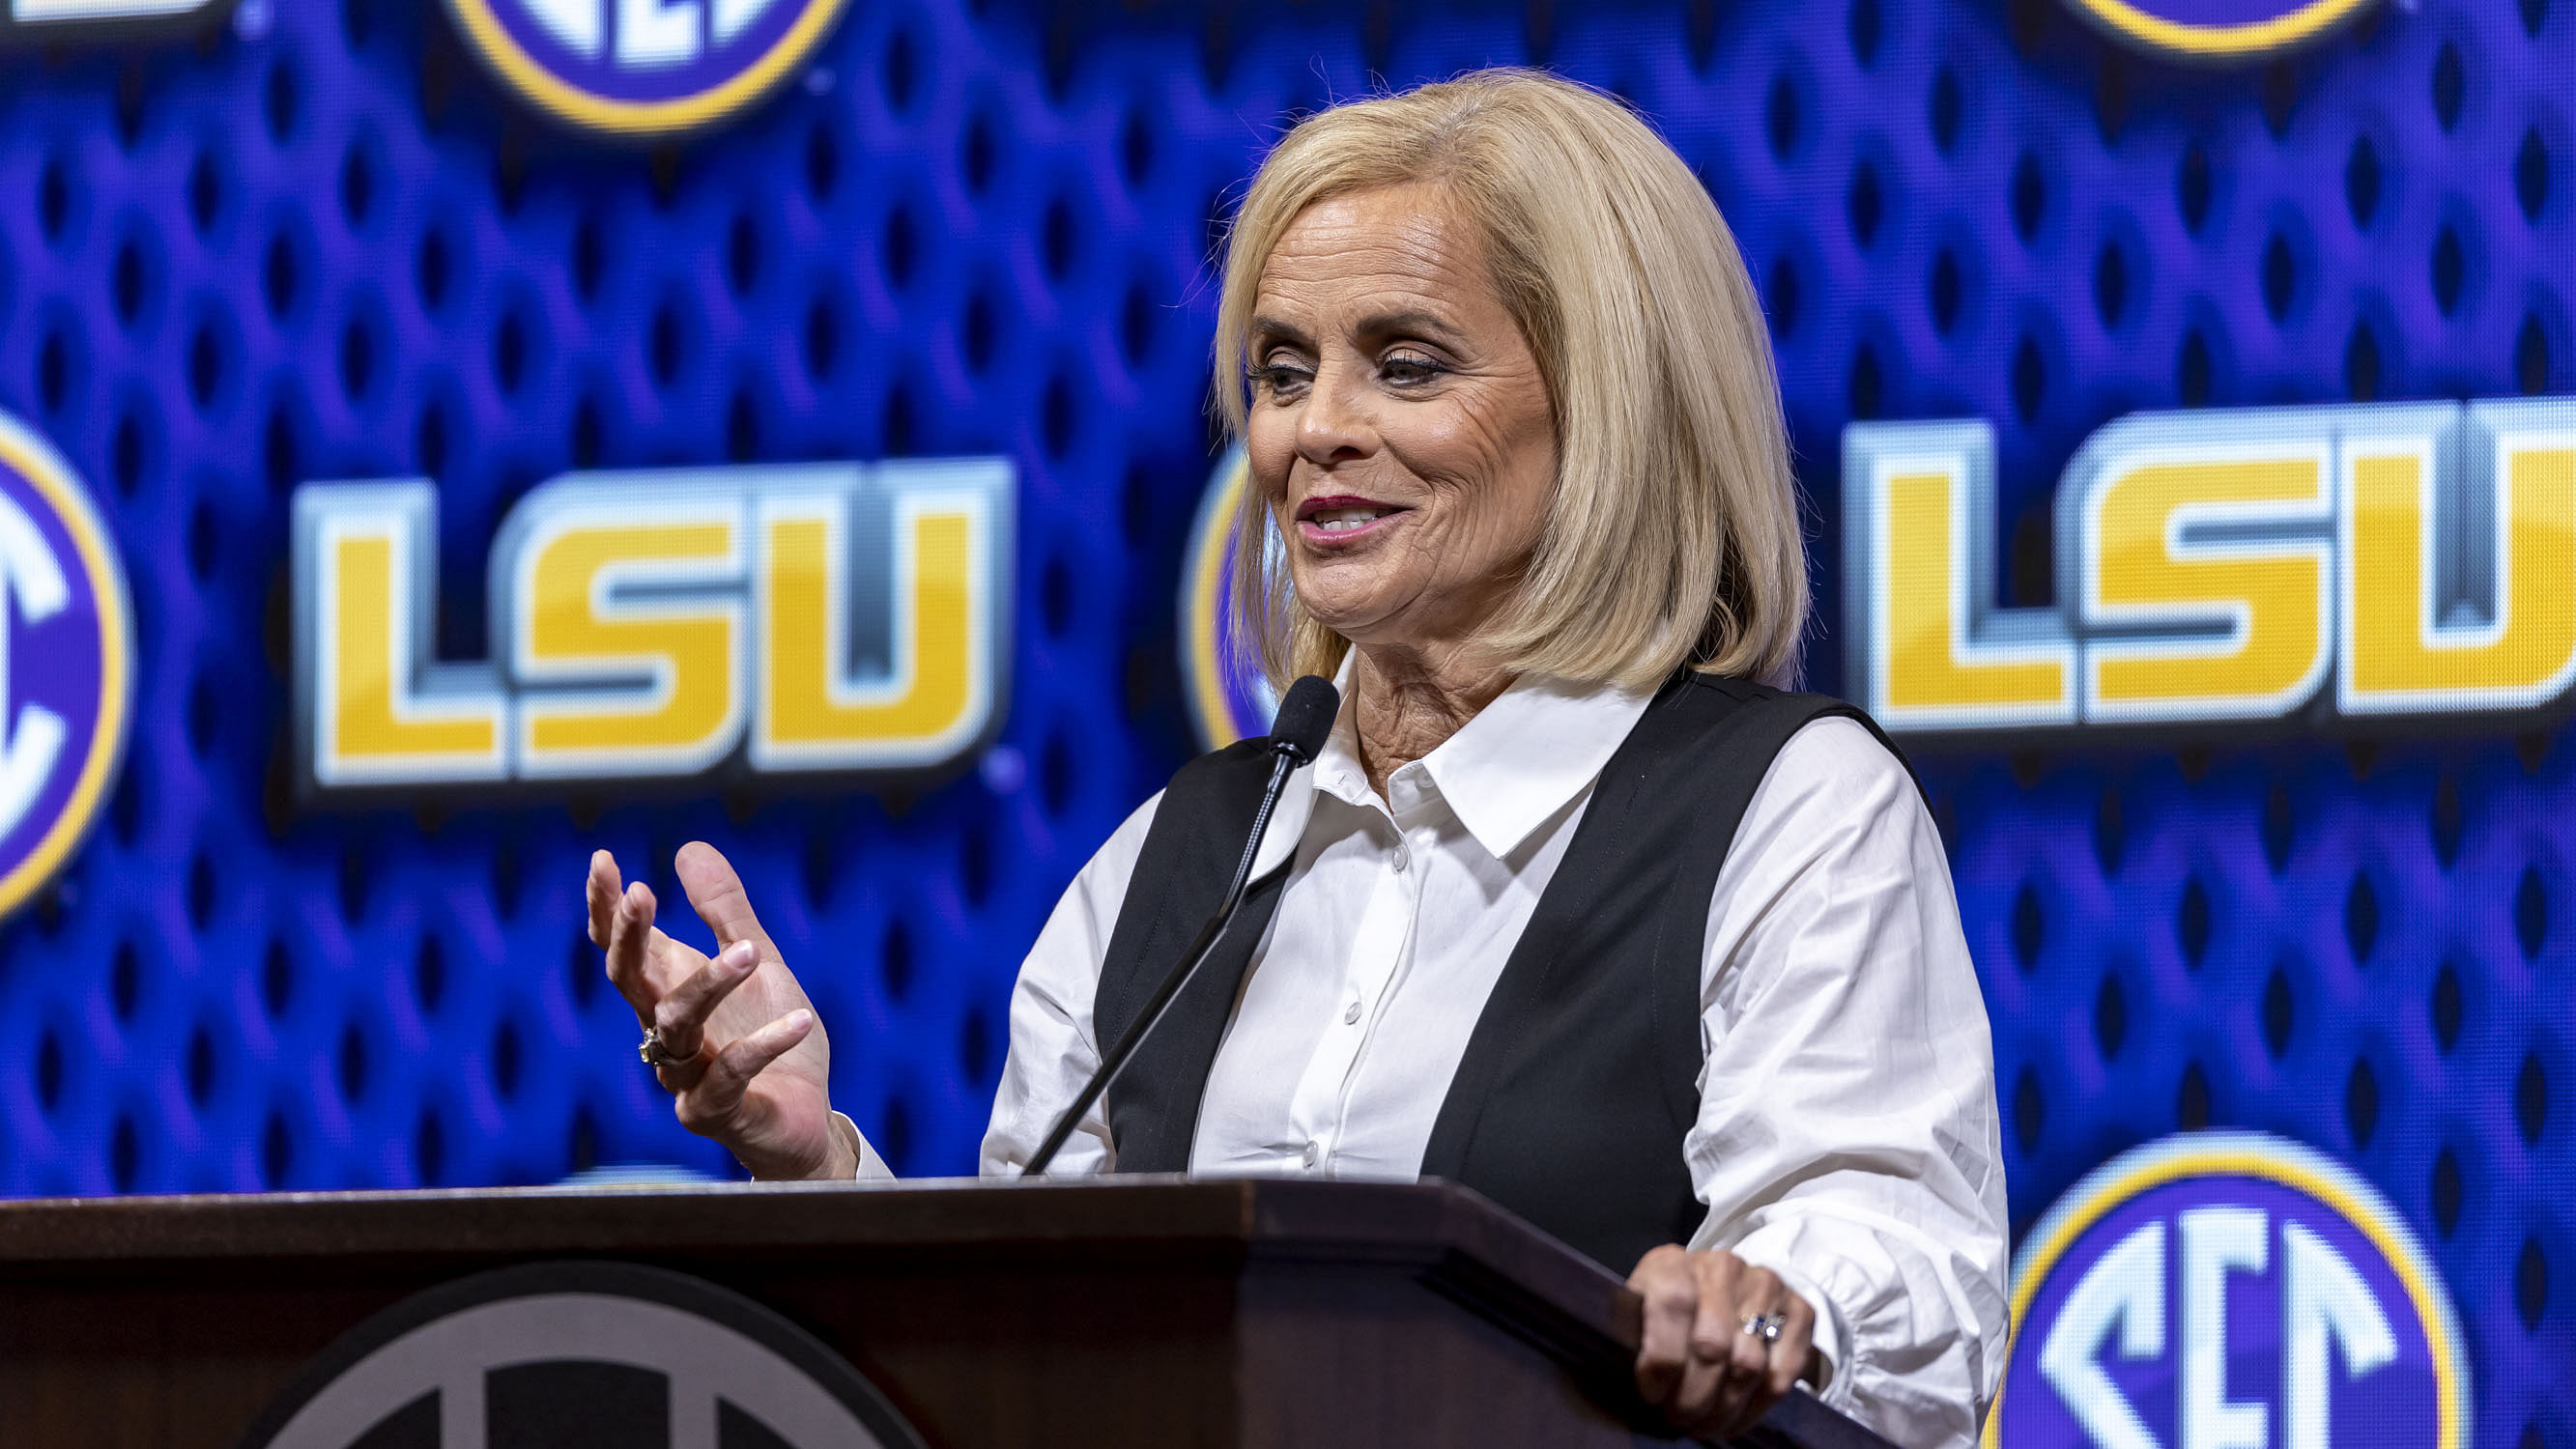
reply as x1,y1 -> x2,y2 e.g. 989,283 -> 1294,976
1215,69 -> 1807,692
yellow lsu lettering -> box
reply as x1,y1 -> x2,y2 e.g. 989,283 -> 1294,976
2340,414 -> 2576,713
1854,421 -> 2074,730
1846,398 -> 2576,732
756,496 -> 989,769
292,461 -> 1013,790
300,489 -> 509,786
513,513 -> 744,778
2081,453 -> 2330,722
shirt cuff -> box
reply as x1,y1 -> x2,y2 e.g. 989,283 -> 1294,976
833,1111 -> 898,1181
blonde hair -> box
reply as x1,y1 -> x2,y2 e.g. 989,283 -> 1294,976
1215,69 -> 1807,692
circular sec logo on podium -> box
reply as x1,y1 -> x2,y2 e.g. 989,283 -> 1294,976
0,411 -> 133,923
444,0 -> 854,140
241,1262 -> 929,1449
1988,1131 -> 2469,1449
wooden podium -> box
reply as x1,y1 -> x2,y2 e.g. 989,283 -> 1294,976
0,1178 -> 1894,1448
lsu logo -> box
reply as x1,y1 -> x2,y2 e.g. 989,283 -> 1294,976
444,0 -> 853,139
1178,446 -> 1279,751
0,412 -> 133,920
1846,398 -> 2576,735
292,459 -> 1010,791
2058,0 -> 2378,59
1990,1132 -> 2466,1449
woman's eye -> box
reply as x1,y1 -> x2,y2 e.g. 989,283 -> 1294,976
1251,363 -> 1311,397
1380,354 -> 1447,386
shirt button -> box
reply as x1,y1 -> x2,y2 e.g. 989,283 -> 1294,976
1392,846 -> 1411,872
1343,1000 -> 1361,1025
1302,1141 -> 1320,1168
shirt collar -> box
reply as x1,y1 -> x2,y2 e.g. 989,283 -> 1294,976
1414,673 -> 1651,859
1302,654 -> 1651,862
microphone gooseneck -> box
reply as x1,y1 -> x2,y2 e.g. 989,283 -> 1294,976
1020,675 -> 1340,1179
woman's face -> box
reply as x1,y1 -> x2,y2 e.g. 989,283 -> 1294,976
1244,182 -> 1559,662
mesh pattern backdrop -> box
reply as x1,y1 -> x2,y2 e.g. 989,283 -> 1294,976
0,0 -> 2566,1440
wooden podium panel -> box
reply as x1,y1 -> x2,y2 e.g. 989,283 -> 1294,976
0,1178 -> 1893,1449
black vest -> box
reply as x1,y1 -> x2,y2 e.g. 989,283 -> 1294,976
1092,671 -> 1903,1273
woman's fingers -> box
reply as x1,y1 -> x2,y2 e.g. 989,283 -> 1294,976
1701,1260 -> 1775,1430
1705,1262 -> 1812,1437
675,1009 -> 816,1135
586,850 -> 624,947
1625,1246 -> 1814,1442
674,841 -> 780,962
1677,1251 -> 1751,1426
650,941 -> 760,1065
603,881 -> 662,1024
1628,1244 -> 1699,1406
1767,1290 -> 1818,1399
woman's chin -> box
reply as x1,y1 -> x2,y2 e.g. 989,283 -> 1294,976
1288,571 -> 1408,633
1299,607 -> 1385,643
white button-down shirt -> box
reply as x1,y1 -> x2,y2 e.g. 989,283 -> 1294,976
855,671 -> 2009,1447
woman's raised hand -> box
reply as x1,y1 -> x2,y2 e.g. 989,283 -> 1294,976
587,842 -> 856,1180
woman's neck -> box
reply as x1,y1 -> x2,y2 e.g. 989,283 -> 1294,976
1347,643 -> 1515,800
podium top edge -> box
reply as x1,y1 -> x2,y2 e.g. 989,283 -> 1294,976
0,1176 -> 1626,1319
0,1177 -> 1626,1384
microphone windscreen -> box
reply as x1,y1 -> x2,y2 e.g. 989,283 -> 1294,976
1267,675 -> 1340,762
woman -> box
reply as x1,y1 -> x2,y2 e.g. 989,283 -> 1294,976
586,71 -> 2007,1446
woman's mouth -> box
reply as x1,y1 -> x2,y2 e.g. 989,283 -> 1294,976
1295,496 -> 1412,543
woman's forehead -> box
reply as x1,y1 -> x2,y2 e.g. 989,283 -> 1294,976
1254,185 -> 1496,326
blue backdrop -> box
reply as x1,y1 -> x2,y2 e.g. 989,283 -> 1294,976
0,0 -> 2565,1442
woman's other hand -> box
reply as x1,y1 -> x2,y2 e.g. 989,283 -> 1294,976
587,841 -> 855,1180
1626,1244 -> 1820,1442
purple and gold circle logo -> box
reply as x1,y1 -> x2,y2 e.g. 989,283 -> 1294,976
0,412 -> 132,922
2060,0 -> 2379,59
1178,445 -> 1278,752
1989,1132 -> 2468,1449
444,0 -> 853,139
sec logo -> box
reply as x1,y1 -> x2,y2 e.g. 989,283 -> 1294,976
1178,444 -> 1279,751
2058,0 -> 2378,59
444,0 -> 853,139
0,411 -> 132,923
240,1262 -> 929,1449
1989,1132 -> 2468,1449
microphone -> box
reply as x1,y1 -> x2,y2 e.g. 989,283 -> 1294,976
1021,675 -> 1340,1178
1258,673 -> 1341,766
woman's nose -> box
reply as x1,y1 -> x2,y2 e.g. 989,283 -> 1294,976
1295,363 -> 1378,466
